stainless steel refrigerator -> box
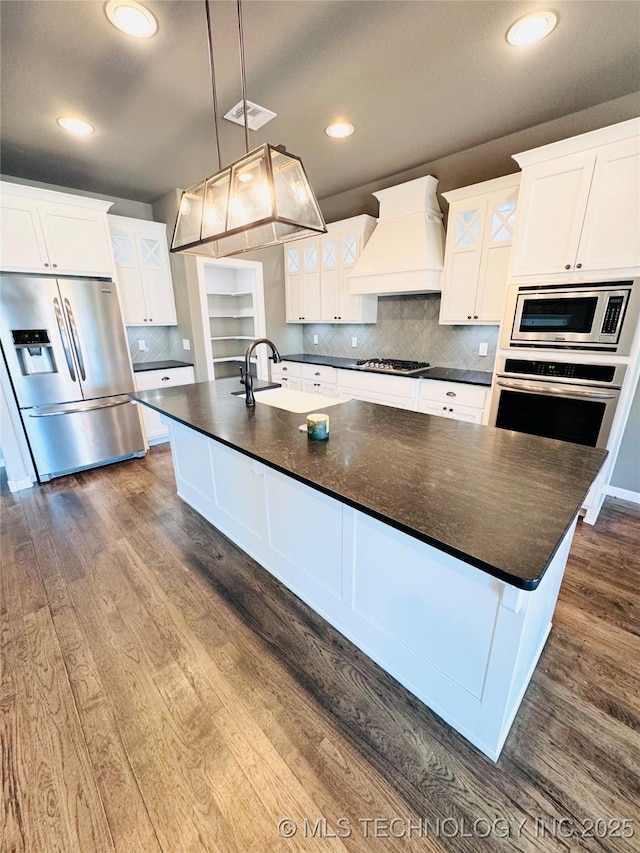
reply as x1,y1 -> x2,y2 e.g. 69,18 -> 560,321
0,273 -> 145,481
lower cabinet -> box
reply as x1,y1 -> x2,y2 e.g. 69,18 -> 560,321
416,379 -> 488,424
272,360 -> 489,420
271,360 -> 302,391
336,369 -> 416,411
300,363 -> 338,397
133,366 -> 194,444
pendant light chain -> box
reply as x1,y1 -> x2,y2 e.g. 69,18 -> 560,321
205,0 -> 222,171
236,0 -> 250,155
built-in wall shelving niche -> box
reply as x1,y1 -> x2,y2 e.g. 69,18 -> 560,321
197,257 -> 267,381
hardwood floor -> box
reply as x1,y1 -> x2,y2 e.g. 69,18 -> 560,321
2,446 -> 639,852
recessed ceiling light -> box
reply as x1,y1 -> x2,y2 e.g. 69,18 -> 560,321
506,11 -> 557,46
57,116 -> 95,136
105,0 -> 158,38
326,122 -> 355,139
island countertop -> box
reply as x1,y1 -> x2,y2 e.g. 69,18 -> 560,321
131,377 -> 606,590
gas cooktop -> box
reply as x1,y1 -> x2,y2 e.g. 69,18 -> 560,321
356,358 -> 430,375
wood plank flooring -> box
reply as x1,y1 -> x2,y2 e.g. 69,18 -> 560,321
1,446 -> 639,852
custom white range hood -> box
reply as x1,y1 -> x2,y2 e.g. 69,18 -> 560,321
349,175 -> 445,295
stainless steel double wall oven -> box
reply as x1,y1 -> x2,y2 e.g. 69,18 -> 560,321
491,279 -> 638,449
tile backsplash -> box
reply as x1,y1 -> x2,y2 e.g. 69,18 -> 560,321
302,294 -> 498,370
126,326 -> 174,363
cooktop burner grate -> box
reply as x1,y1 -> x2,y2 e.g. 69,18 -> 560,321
356,358 -> 430,375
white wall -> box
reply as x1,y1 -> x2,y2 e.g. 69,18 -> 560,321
610,376 -> 640,495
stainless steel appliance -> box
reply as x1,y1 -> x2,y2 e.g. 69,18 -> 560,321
490,356 -> 626,449
502,279 -> 639,354
356,358 -> 430,375
0,274 -> 145,481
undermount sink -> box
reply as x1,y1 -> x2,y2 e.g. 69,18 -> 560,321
234,387 -> 348,413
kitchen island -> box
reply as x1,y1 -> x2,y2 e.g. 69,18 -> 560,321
132,378 -> 606,760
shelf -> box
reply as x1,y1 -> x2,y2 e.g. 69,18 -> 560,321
210,336 -> 254,341
207,290 -> 253,297
209,313 -> 254,319
212,356 -> 257,364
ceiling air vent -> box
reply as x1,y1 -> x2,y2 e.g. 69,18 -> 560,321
223,101 -> 277,131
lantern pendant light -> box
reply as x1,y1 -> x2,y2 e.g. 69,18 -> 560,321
172,0 -> 326,258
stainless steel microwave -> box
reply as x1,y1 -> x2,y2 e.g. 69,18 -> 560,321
502,280 -> 639,354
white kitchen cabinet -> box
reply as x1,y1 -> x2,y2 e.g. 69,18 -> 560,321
440,174 -> 520,325
274,361 -> 490,419
0,181 -> 114,277
285,216 -> 377,323
108,215 -> 177,325
285,238 -> 321,322
300,363 -> 338,396
133,365 -> 194,443
510,119 -> 640,279
271,360 -> 303,391
320,217 -> 378,322
336,368 -> 416,411
416,379 -> 488,424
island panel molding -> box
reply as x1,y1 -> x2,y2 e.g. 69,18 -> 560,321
165,416 -> 577,761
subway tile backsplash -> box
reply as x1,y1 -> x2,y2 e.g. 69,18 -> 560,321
302,294 -> 498,370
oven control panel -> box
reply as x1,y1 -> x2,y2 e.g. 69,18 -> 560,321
503,359 -> 618,384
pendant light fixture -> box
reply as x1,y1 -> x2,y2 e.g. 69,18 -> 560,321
172,0 -> 326,258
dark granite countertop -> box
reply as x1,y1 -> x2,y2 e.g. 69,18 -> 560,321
133,360 -> 194,373
279,353 -> 492,387
132,376 -> 606,591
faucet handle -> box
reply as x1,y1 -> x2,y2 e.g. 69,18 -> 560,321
239,366 -> 246,385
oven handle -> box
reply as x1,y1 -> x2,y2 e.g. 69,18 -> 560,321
496,378 -> 618,400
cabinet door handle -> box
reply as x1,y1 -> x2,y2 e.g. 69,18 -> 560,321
473,315 -> 478,319
52,263 -> 58,268
282,366 -> 288,372
576,263 -> 582,269
467,315 -> 472,319
446,391 -> 456,397
442,406 -> 447,411
565,264 -> 571,270
161,376 -> 170,381
44,262 -> 50,268
314,371 -> 321,376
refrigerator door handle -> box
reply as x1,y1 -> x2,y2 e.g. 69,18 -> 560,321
26,396 -> 132,417
64,298 -> 87,381
53,296 -> 77,383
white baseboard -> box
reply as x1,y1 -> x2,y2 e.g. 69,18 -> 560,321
606,485 -> 640,505
7,475 -> 35,492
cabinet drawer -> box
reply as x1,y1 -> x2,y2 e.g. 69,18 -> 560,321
337,368 -> 416,397
300,363 -> 337,383
134,366 -> 194,391
416,400 -> 484,423
417,379 -> 487,409
272,360 -> 302,380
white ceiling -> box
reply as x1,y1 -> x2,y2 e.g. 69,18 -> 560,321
1,0 -> 639,209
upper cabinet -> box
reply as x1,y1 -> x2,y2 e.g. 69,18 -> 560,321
0,181 -> 114,277
439,174 -> 520,325
285,237 -> 321,322
285,215 -> 377,323
108,215 -> 177,326
510,118 -> 640,280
